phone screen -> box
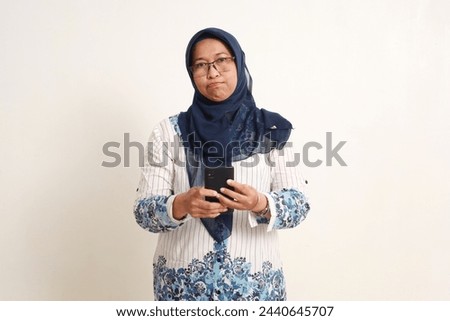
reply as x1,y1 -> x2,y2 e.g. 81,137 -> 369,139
204,167 -> 234,202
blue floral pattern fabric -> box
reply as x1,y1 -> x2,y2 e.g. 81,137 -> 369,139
135,196 -> 181,233
270,188 -> 310,230
153,242 -> 286,301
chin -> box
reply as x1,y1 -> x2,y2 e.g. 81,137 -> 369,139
207,92 -> 231,102
210,96 -> 225,102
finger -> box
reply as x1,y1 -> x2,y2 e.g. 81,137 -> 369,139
189,205 -> 225,216
226,179 -> 254,196
227,179 -> 249,191
216,194 -> 247,210
225,179 -> 243,191
198,188 -> 220,198
197,199 -> 228,212
185,194 -> 228,215
220,187 -> 245,202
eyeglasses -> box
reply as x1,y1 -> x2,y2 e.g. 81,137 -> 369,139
190,56 -> 235,77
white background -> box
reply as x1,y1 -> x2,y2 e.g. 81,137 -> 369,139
1,0 -> 449,300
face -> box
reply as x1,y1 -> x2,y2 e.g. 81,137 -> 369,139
191,38 -> 238,102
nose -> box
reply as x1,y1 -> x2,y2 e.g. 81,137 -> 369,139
207,63 -> 220,79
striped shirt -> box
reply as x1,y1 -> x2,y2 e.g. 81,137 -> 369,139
134,115 -> 310,301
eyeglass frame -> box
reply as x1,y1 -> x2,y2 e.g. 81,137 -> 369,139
190,56 -> 236,77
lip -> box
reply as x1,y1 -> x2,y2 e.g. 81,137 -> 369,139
207,82 -> 223,88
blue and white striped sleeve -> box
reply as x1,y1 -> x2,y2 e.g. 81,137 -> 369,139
133,119 -> 188,233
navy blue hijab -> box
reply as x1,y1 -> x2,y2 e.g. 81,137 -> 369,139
178,28 -> 292,242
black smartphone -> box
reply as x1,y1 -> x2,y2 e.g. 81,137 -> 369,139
204,166 -> 234,202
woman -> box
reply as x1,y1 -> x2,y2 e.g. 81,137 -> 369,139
134,27 -> 310,301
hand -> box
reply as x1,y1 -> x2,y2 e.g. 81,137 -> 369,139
217,179 -> 264,212
172,187 -> 228,220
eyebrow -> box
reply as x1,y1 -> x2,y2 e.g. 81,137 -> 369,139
192,52 -> 230,63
